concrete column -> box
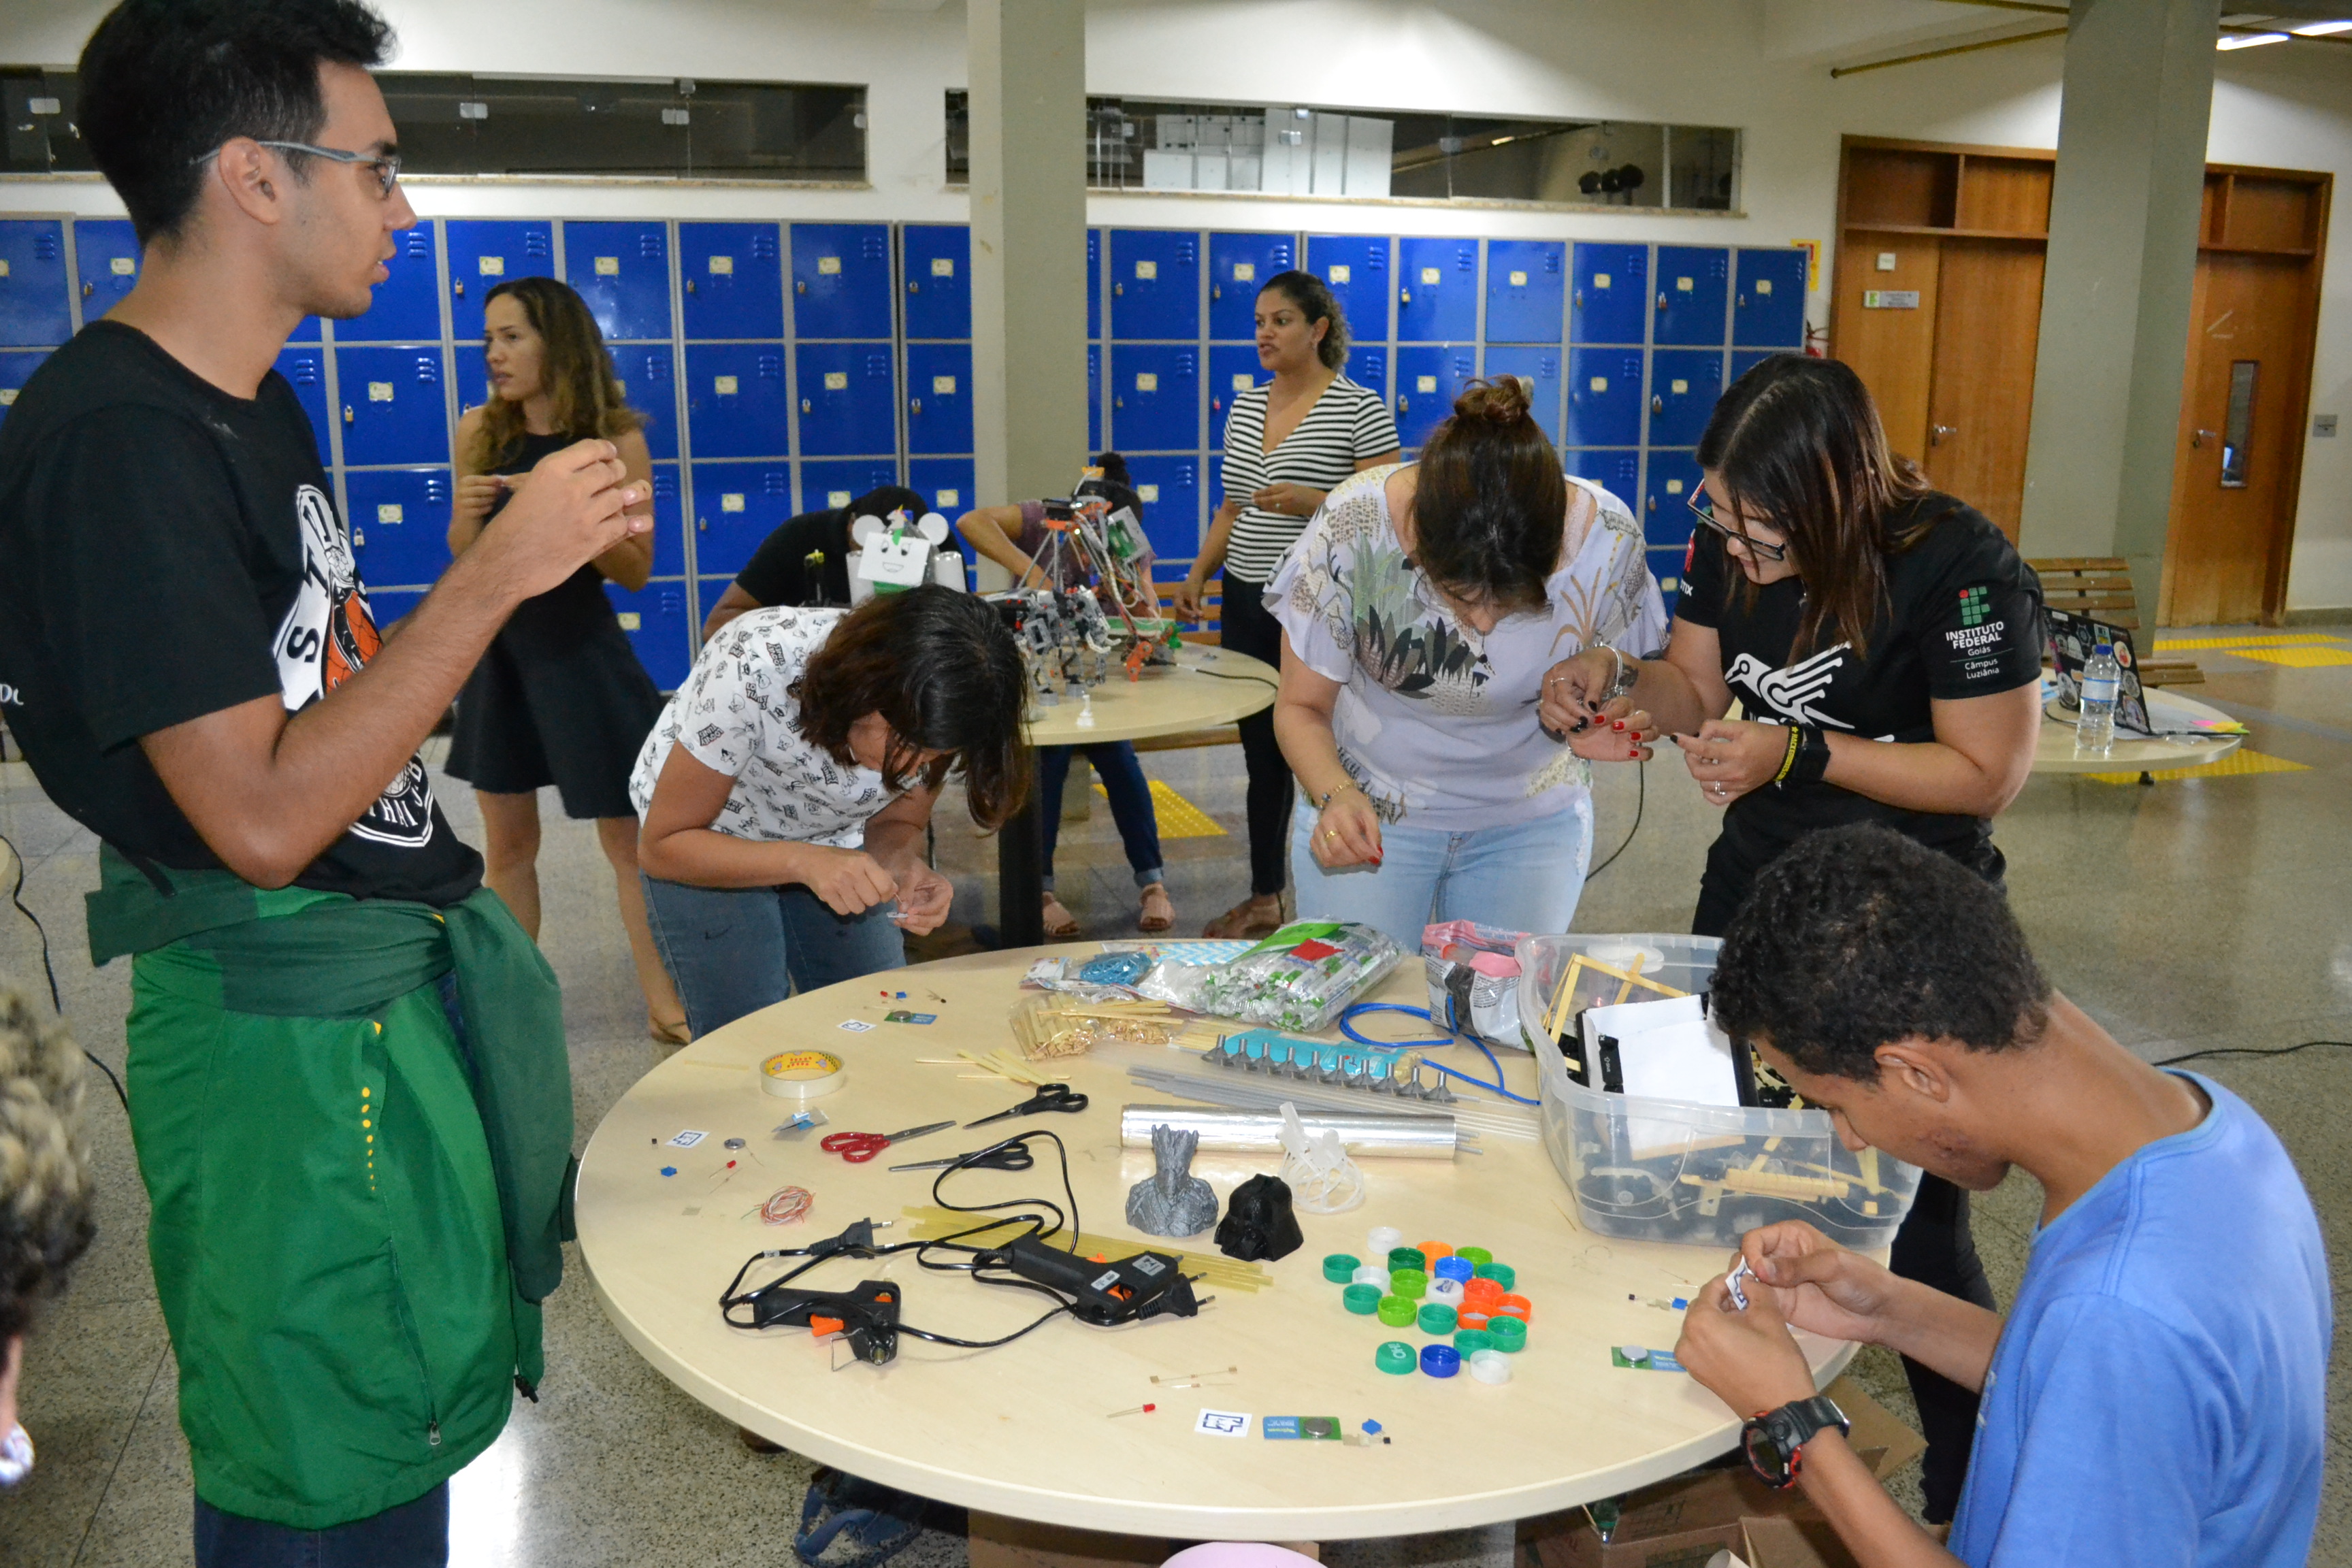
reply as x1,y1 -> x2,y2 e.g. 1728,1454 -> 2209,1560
967,0 -> 1088,510
2016,0 -> 2219,617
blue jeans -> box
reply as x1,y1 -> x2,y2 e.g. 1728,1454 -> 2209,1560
1288,798 -> 1593,952
640,875 -> 907,1037
1037,742 -> 1165,889
195,1484 -> 447,1567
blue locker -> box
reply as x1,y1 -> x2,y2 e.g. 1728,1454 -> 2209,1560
902,224 -> 970,340
1207,344 -> 1261,445
0,221 -> 69,346
344,468 -> 452,589
1650,546 -> 1688,610
1305,234 -> 1391,348
791,223 -> 892,340
684,344 -> 789,459
1643,450 -> 1705,553
336,346 -> 450,466
680,223 -> 783,340
1207,231 -> 1296,340
1396,238 -> 1478,342
1571,243 -> 1648,346
617,346 -> 679,461
796,342 -> 897,457
340,223 -> 441,343
1109,344 -> 1199,452
1346,344 -> 1391,415
691,461 -> 794,577
1563,449 -> 1641,502
905,341 -> 972,455
1733,248 -> 1808,349
1088,342 -> 1102,455
1088,228 -> 1102,342
1484,241 -> 1566,345
1481,346 -> 1563,446
0,349 -> 48,423
1109,230 -> 1200,342
606,580 -> 693,689
1654,246 -> 1730,347
909,456 -> 976,517
647,463 -> 685,578
802,458 -> 900,513
446,220 -> 554,340
564,221 -> 672,342
73,218 -> 140,322
274,345 -> 332,463
1731,348 -> 1788,387
1393,345 -> 1476,450
1126,454 -> 1201,561
1648,349 -> 1726,448
1565,348 -> 1646,449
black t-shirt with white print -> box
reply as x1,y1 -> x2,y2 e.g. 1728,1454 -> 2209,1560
0,322 -> 483,906
1676,492 -> 2043,872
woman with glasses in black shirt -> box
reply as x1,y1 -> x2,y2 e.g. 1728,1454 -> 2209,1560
1539,353 -> 2044,1528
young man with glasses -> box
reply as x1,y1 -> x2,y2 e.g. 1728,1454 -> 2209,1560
0,3 -> 647,1561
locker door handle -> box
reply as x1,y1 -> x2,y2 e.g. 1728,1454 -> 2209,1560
796,280 -> 806,293
1396,396 -> 1407,413
342,406 -> 354,423
353,528 -> 365,547
454,280 -> 465,297
910,398 -> 921,414
907,280 -> 919,293
80,281 -> 92,297
2193,428 -> 2218,447
1647,495 -> 1656,512
1573,289 -> 1582,308
1113,283 -> 1123,295
1931,424 -> 1956,446
1657,293 -> 1667,310
802,398 -> 812,413
1399,288 -> 1411,304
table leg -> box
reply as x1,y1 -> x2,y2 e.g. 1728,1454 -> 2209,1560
968,1513 -> 1320,1568
996,747 -> 1047,948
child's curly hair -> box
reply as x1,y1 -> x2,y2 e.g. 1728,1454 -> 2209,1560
0,988 -> 95,1344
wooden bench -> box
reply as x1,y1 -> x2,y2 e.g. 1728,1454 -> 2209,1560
1129,575 -> 1245,754
2026,557 -> 2205,688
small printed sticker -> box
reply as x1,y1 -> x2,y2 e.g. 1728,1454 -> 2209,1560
368,381 -> 394,402
883,1011 -> 937,1026
932,375 -> 956,395
838,1019 -> 877,1033
715,375 -> 739,395
1862,289 -> 1921,310
1136,372 -> 1158,392
1671,378 -> 1689,395
1755,278 -> 1773,295
616,611 -> 641,630
376,503 -> 404,523
1509,270 -> 1529,287
0,261 -> 12,277
1137,484 -> 1160,502
721,493 -> 746,512
1194,1409 -> 1251,1438
1262,1417 -> 1342,1441
668,1130 -> 709,1148
595,256 -> 620,276
110,256 -> 135,276
1232,373 -> 1253,391
1588,376 -> 1607,393
1675,276 -> 1693,291
931,257 -> 955,277
480,255 -> 505,276
708,255 -> 734,275
1327,263 -> 1350,284
828,490 -> 851,506
1135,259 -> 1158,280
1665,478 -> 1684,495
1232,261 -> 1256,282
825,371 -> 849,390
818,255 -> 843,275
1593,272 -> 1612,289
1612,1345 -> 1685,1372
1421,266 -> 1441,285
1,389 -> 18,406
1418,374 -> 1437,393
937,489 -> 961,506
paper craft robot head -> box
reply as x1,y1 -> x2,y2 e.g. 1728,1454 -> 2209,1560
849,511 -> 963,602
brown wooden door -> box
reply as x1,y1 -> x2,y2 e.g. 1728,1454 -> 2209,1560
1921,239 -> 2045,540
2160,252 -> 2314,624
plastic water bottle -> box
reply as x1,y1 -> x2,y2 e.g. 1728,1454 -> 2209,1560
2076,644 -> 2120,755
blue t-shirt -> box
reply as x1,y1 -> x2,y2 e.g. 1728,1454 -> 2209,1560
1948,1073 -> 2330,1567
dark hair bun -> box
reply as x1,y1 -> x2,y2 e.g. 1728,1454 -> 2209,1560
1452,376 -> 1534,427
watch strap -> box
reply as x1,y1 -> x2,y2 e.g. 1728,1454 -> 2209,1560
1784,725 -> 1831,787
1744,1395 -> 1849,1489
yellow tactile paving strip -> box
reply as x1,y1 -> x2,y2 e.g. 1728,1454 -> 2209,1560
2153,633 -> 2351,651
2087,749 -> 2310,785
2229,647 -> 2352,668
1096,777 -> 1228,838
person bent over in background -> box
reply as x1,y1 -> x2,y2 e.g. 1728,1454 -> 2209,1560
0,989 -> 98,1492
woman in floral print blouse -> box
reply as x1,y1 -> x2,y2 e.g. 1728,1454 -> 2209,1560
1269,378 -> 1667,949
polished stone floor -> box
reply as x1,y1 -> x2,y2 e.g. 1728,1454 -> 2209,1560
0,625 -> 2344,1565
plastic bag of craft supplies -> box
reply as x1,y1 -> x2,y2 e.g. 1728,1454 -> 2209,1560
1137,921 -> 1403,1032
1421,919 -> 1530,1050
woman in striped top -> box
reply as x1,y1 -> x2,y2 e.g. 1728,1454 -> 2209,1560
1174,271 -> 1401,938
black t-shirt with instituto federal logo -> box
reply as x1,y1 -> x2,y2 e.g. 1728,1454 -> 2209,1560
1676,491 -> 2044,879
0,321 -> 483,906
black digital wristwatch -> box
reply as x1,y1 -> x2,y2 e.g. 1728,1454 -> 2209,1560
1740,1395 -> 1850,1490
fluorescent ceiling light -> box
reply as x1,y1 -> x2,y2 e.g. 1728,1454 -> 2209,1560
2291,18 -> 2352,32
2218,30 -> 2291,46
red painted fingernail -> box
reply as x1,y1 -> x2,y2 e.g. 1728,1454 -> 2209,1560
1613,721 -> 1624,730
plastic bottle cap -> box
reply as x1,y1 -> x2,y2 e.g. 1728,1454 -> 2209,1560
1456,1245 -> 1494,1266
1472,1262 -> 1516,1291
1352,1265 -> 1391,1292
1390,1269 -> 1428,1300
1495,1294 -> 1533,1322
1376,1341 -> 1417,1374
1387,1247 -> 1429,1273
1376,1294 -> 1417,1326
1453,1328 -> 1494,1355
1462,1278 -> 1505,1310
1417,1302 -> 1457,1335
1458,1309 -> 1493,1332
1488,1316 -> 1528,1352
1367,1226 -> 1404,1256
1323,1253 -> 1362,1283
1343,1283 -> 1382,1315
1416,1240 -> 1454,1266
1420,1343 -> 1462,1378
1433,1256 -> 1474,1283
1428,1277 -> 1466,1307
1469,1348 -> 1512,1384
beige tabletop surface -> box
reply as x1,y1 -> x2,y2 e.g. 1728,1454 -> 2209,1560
1022,644 -> 1277,747
576,947 -> 1856,1541
2033,684 -> 2246,775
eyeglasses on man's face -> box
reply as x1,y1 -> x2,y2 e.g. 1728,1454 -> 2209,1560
1686,487 -> 1791,563
192,140 -> 402,199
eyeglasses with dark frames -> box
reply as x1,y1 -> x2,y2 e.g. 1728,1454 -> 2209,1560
191,140 -> 402,198
1686,487 -> 1791,563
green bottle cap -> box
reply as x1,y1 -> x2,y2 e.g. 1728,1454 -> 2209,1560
1417,1302 -> 1457,1335
1376,1294 -> 1417,1326
1453,1328 -> 1494,1355
1473,1262 -> 1516,1292
1322,1253 -> 1361,1283
1390,1269 -> 1428,1299
1386,1247 -> 1428,1273
1376,1341 -> 1417,1374
1456,1245 -> 1494,1266
1489,1314 -> 1528,1352
1342,1283 -> 1382,1315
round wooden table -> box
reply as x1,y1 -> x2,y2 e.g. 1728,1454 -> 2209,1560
2033,685 -> 2244,777
992,644 -> 1277,945
576,949 -> 1857,1542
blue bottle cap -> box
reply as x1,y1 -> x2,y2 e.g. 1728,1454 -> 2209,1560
1420,1343 -> 1461,1378
1433,1255 -> 1475,1282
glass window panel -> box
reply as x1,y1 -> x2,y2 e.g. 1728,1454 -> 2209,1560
2221,359 -> 2258,489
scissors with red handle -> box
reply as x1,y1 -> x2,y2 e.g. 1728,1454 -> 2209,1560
821,1120 -> 956,1164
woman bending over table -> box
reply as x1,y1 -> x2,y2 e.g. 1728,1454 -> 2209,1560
1269,376 -> 1667,951
631,587 -> 1029,1037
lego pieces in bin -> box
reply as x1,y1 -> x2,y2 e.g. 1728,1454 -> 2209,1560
1215,1173 -> 1303,1262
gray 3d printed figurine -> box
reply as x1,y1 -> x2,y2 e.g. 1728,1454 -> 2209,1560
1125,1124 -> 1219,1238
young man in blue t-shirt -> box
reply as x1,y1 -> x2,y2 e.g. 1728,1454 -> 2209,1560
1673,824 -> 2328,1568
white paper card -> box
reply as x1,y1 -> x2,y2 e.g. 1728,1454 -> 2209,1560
931,257 -> 954,277
932,375 -> 956,395
937,489 -> 961,506
1676,276 -> 1693,291
110,256 -> 135,276
721,493 -> 745,512
1137,484 -> 1160,502
1755,278 -> 1773,295
668,1130 -> 708,1147
1589,376 -> 1607,393
1593,272 -> 1611,289
708,255 -> 734,275
1136,373 -> 1158,392
595,256 -> 619,276
828,491 -> 852,507
1421,267 -> 1441,284
1327,264 -> 1350,283
1671,378 -> 1689,395
1232,373 -> 1253,391
1666,478 -> 1684,494
1232,261 -> 1255,281
1135,260 -> 1158,280
376,504 -> 403,523
368,382 -> 394,402
615,611 -> 640,630
838,1019 -> 877,1033
478,256 -> 504,276
825,371 -> 848,390
818,256 -> 842,275
1194,1409 -> 1251,1438
714,375 -> 738,395
1509,270 -> 1528,287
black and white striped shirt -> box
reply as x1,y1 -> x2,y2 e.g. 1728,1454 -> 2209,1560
1218,376 -> 1401,583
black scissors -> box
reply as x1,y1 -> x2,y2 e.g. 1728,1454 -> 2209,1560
889,1142 -> 1038,1173
964,1083 -> 1090,1128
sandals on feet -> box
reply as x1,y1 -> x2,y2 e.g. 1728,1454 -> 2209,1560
1138,883 -> 1175,934
796,1468 -> 952,1568
1201,894 -> 1284,940
648,1011 -> 692,1047
1041,892 -> 1080,939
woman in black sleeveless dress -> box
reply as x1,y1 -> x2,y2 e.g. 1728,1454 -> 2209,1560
444,276 -> 685,1041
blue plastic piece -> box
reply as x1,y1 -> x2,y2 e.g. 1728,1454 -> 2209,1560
1362,1420 -> 1383,1435
1433,1256 -> 1474,1283
1420,1344 -> 1461,1378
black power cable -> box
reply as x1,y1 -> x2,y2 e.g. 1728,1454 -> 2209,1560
2153,1039 -> 2352,1068
1586,755 -> 1646,879
0,828 -> 128,1113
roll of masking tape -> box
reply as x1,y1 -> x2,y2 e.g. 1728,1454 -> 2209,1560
761,1049 -> 848,1100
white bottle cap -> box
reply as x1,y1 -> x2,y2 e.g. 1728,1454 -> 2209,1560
1352,1265 -> 1391,1292
1367,1226 -> 1403,1255
1428,1276 -> 1466,1306
1469,1349 -> 1512,1384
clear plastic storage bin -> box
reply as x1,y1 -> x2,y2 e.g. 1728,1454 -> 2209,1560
1514,934 -> 1922,1250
